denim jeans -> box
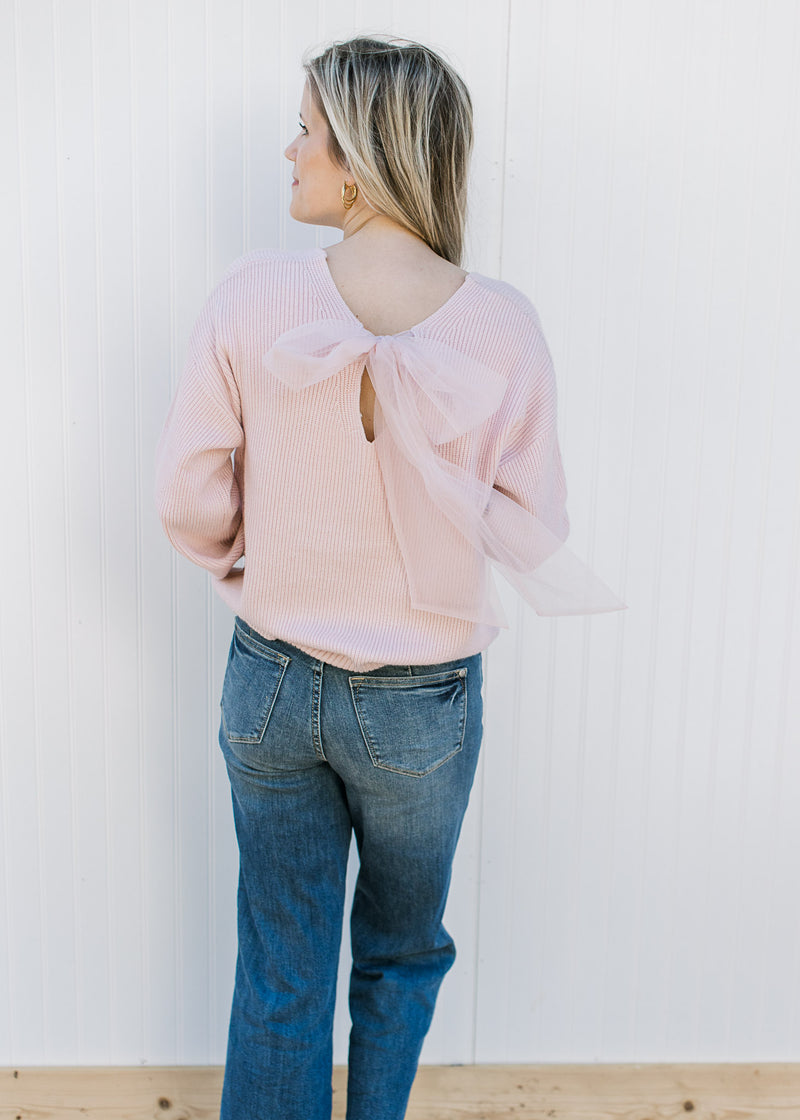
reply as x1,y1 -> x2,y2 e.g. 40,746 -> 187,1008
216,616 -> 484,1120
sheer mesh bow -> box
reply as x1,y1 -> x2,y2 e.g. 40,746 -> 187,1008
264,319 -> 625,626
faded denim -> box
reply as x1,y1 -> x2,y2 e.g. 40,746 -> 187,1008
217,616 -> 484,1120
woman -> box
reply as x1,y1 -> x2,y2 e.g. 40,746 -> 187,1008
155,34 -> 622,1120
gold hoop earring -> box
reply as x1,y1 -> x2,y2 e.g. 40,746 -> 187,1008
342,182 -> 358,210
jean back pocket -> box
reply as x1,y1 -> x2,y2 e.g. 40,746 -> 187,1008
349,667 -> 469,777
221,622 -> 290,744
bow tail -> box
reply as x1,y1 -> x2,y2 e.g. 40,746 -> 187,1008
377,407 -> 626,624
376,421 -> 511,627
478,486 -> 627,616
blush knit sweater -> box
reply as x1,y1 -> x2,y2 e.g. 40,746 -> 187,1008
154,246 -> 571,672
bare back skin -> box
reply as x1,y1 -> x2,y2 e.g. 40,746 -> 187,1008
322,238 -> 469,443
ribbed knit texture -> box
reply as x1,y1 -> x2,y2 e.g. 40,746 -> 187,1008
154,247 -> 568,672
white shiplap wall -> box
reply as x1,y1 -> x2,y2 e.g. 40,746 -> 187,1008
2,0 -> 799,1067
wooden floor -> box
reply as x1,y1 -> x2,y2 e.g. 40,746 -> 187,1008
2,1063 -> 799,1119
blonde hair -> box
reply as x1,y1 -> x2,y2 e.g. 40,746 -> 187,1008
302,35 -> 474,266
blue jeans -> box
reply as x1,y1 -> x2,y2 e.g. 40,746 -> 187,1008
217,617 -> 484,1120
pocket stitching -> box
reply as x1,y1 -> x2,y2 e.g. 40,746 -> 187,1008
348,668 -> 465,688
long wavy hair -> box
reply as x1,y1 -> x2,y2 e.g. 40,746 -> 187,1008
302,35 -> 474,267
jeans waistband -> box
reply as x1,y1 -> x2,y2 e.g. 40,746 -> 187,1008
233,616 -> 482,677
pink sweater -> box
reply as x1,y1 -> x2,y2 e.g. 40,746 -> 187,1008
154,246 -> 593,672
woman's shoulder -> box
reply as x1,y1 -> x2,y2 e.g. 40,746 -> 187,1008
219,246 -> 313,283
451,272 -> 549,370
468,270 -> 543,330
201,248 -> 318,320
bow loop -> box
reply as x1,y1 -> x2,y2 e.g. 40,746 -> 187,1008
266,318 -> 506,445
265,318 -> 375,388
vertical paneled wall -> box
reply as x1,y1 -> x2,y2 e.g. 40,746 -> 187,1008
1,0 -> 799,1066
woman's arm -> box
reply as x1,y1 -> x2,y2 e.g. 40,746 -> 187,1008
492,427 -> 569,544
491,314 -> 570,544
154,289 -> 245,580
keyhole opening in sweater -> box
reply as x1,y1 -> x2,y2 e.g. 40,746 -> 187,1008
359,366 -> 376,443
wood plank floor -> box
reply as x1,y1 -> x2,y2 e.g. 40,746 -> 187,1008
1,1064 -> 799,1119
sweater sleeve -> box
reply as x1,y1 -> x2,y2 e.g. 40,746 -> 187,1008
154,286 -> 245,583
491,311 -> 570,544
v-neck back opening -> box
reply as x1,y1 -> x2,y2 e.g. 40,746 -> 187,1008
307,246 -> 477,337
